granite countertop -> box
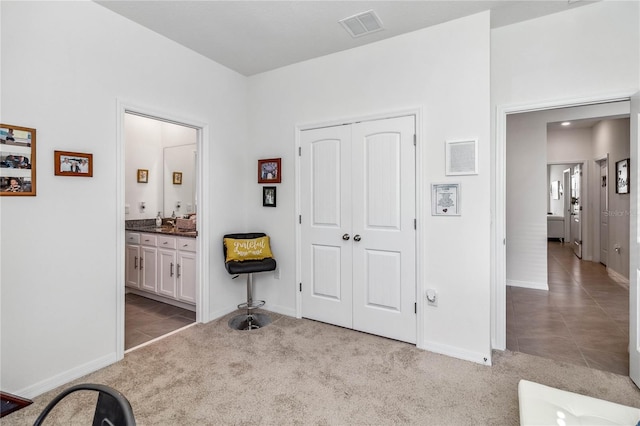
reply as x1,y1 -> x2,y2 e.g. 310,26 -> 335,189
125,219 -> 197,238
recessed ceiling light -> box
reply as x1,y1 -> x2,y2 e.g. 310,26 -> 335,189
339,10 -> 384,38
561,122 -> 571,126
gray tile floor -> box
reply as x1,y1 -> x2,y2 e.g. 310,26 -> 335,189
125,293 -> 196,350
507,241 -> 630,375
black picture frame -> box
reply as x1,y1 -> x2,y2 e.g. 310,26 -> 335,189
615,158 -> 629,194
263,186 -> 276,207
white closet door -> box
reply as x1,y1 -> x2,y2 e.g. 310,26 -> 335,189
300,124 -> 353,328
300,115 -> 416,344
351,116 -> 416,343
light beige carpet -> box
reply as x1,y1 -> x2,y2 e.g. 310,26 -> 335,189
5,310 -> 640,425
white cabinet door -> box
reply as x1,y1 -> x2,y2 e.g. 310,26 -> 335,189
140,246 -> 157,293
177,250 -> 196,304
157,248 -> 177,298
125,244 -> 140,289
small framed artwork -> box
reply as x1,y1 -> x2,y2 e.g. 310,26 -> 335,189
173,172 -> 182,185
616,158 -> 629,194
137,169 -> 148,183
54,150 -> 93,177
263,186 -> 276,207
445,139 -> 478,176
258,158 -> 281,183
431,183 -> 461,216
0,123 -> 36,196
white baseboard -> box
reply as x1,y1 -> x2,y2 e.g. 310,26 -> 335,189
507,279 -> 549,291
16,353 -> 118,399
265,304 -> 296,318
607,267 -> 630,288
421,341 -> 492,366
208,306 -> 238,321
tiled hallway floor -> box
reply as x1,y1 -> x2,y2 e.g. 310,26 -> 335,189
506,241 -> 629,375
125,293 -> 196,350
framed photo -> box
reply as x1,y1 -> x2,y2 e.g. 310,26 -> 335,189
550,180 -> 560,200
616,158 -> 629,194
431,183 -> 461,216
173,171 -> 182,185
445,139 -> 478,176
54,150 -> 92,177
0,123 -> 36,196
263,186 -> 276,207
258,158 -> 281,183
137,169 -> 148,183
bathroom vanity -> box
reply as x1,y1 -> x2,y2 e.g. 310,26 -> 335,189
125,221 -> 197,311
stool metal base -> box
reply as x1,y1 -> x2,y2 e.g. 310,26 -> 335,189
228,313 -> 272,331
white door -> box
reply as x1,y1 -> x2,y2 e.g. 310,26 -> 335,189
300,124 -> 353,328
351,117 -> 416,343
157,248 -> 177,298
600,161 -> 608,266
300,116 -> 416,343
629,92 -> 639,388
125,244 -> 140,289
140,246 -> 157,293
571,165 -> 582,258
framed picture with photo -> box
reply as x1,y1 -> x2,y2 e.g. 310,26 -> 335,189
258,158 -> 281,183
616,158 -> 629,194
137,169 -> 148,183
263,186 -> 276,207
54,150 -> 93,177
173,172 -> 182,185
0,123 -> 36,196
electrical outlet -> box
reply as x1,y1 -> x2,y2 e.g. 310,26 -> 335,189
426,289 -> 438,307
274,268 -> 280,280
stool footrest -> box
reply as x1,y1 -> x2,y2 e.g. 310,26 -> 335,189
238,300 -> 265,310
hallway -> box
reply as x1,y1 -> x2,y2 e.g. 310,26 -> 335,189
506,241 -> 629,375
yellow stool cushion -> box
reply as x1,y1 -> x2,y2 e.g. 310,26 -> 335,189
224,236 -> 273,262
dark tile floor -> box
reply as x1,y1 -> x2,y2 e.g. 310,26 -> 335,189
507,241 -> 630,375
125,293 -> 196,350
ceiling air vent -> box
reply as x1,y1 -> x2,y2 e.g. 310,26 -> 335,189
339,10 -> 384,38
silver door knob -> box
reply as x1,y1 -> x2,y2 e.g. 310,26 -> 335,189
353,234 -> 361,242
342,234 -> 350,241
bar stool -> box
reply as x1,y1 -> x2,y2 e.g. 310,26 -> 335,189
223,232 -> 276,330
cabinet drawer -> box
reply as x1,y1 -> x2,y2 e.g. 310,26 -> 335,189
158,235 -> 177,249
140,233 -> 157,247
125,232 -> 140,244
177,238 -> 196,252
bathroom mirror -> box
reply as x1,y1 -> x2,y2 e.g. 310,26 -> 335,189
163,144 -> 196,217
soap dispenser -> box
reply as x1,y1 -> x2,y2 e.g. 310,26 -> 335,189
155,211 -> 162,227
171,210 -> 176,219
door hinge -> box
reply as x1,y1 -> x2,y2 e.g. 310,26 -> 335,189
414,218 -> 417,229
414,302 -> 417,314
413,134 -> 417,146
299,215 -> 302,224
299,282 -> 302,292
298,146 -> 302,156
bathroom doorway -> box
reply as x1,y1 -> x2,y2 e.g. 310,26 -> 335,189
116,101 -> 210,358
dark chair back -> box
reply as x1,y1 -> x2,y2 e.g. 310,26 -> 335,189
33,383 -> 135,426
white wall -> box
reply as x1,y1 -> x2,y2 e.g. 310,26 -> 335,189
593,118 -> 631,278
247,12 -> 492,363
0,0 -> 249,396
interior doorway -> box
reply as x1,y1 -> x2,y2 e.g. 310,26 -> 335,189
503,104 -> 631,375
116,101 -> 210,359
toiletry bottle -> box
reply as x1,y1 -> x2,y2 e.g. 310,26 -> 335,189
156,212 -> 162,227
171,211 -> 176,219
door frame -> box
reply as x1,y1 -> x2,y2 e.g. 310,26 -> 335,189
594,155 -> 609,265
115,99 -> 211,360
493,91 -> 634,350
294,107 -> 424,348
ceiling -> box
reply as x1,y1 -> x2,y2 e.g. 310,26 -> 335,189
96,1 -> 595,76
